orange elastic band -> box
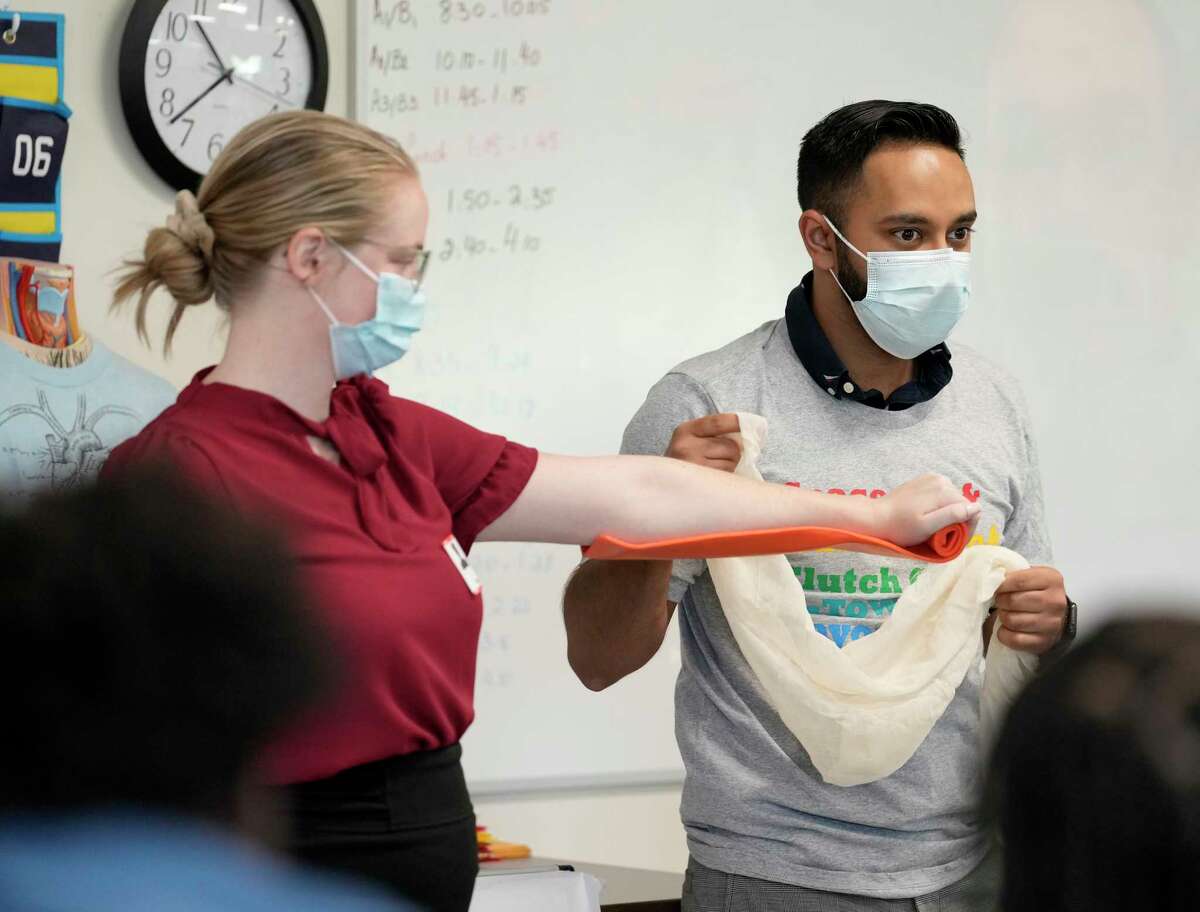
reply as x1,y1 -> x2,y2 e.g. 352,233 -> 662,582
583,523 -> 969,563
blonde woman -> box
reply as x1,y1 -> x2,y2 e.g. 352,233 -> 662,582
102,111 -> 979,912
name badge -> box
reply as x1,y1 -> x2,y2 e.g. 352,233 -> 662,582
443,535 -> 482,595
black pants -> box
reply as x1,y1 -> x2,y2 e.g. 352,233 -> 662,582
278,744 -> 478,912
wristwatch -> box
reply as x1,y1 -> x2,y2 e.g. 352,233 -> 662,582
1043,594 -> 1078,664
1062,595 -> 1078,642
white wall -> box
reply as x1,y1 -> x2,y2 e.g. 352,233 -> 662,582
24,0 -> 687,873
43,0 -> 348,387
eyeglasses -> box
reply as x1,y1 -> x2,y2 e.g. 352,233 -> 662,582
398,247 -> 431,291
362,239 -> 431,291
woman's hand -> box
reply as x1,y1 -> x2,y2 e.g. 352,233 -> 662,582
666,416 -> 979,546
871,474 -> 981,545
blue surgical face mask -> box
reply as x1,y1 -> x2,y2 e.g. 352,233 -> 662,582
307,242 -> 427,380
36,283 -> 69,318
824,217 -> 971,360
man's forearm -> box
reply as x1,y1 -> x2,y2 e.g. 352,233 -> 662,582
564,558 -> 675,691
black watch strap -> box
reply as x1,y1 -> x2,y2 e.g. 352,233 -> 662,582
1043,595 -> 1078,664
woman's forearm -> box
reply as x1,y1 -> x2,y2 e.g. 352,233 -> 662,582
480,453 -> 976,546
480,453 -> 877,545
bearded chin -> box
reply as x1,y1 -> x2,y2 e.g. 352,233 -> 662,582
834,244 -> 868,303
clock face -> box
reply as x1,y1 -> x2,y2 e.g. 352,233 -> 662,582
123,0 -> 326,187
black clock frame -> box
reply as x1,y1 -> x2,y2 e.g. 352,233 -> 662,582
118,0 -> 329,191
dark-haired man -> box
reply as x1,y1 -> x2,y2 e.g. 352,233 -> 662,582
564,101 -> 1076,910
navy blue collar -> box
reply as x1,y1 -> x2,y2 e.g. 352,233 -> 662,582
784,272 -> 953,411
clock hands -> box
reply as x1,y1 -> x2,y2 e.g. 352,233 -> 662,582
204,60 -> 300,109
194,22 -> 234,87
170,65 -> 237,125
166,20 -> 299,128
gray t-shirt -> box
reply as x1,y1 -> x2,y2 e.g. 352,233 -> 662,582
620,318 -> 1052,899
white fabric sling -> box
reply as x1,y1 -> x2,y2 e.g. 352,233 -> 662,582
707,413 -> 1039,786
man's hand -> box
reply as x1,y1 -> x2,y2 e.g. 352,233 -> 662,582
993,566 -> 1069,654
564,413 -> 745,692
666,413 -> 742,472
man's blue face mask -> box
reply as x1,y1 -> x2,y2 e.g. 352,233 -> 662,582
824,217 -> 971,360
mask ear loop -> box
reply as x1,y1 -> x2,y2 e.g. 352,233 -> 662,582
306,237 -> 369,326
828,268 -> 861,307
823,216 -> 868,261
822,216 -> 868,305
307,286 -> 340,326
331,240 -> 381,283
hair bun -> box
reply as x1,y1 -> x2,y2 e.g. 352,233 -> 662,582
166,190 -> 216,264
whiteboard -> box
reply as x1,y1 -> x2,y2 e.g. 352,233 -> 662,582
354,0 -> 1200,794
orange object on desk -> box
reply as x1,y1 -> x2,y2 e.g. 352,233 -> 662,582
583,522 -> 969,563
477,825 -> 532,862
478,842 -> 532,861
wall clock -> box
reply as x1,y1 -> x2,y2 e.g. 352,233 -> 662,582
119,0 -> 329,190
